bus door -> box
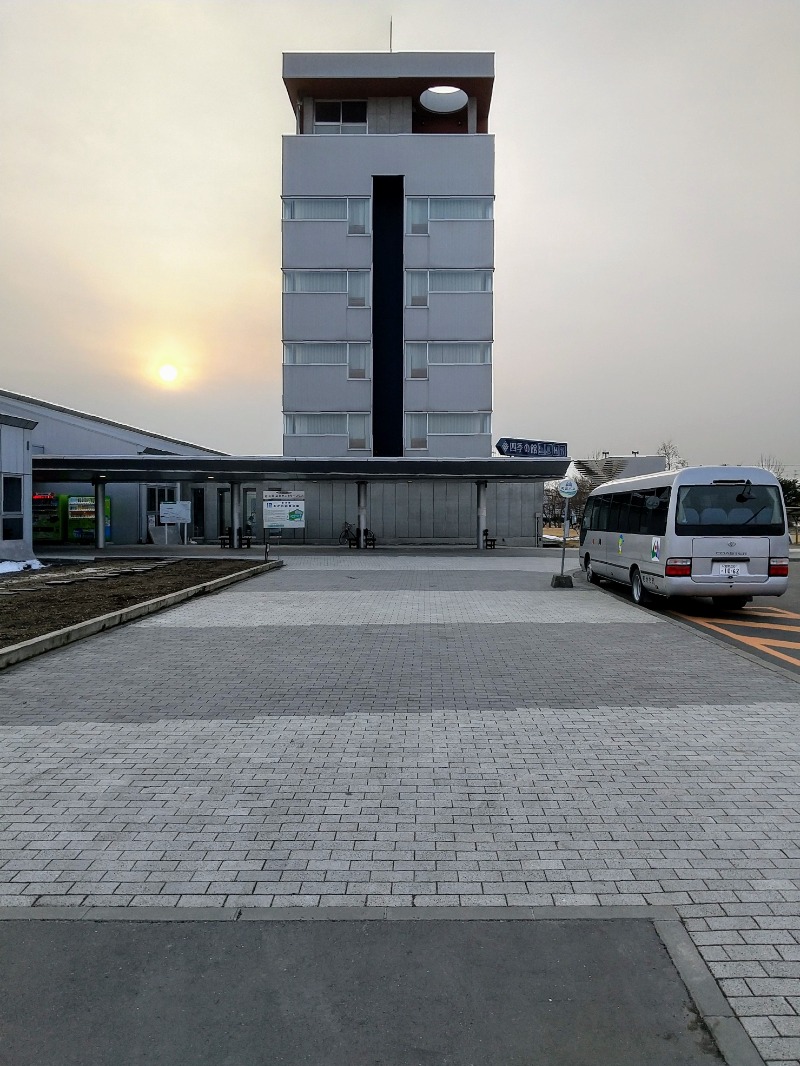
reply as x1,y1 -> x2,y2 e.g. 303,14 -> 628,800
587,494 -> 611,574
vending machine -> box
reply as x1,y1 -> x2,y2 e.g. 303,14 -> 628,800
32,493 -> 68,542
66,496 -> 111,543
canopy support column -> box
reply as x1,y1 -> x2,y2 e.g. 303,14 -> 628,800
231,482 -> 242,548
476,480 -> 487,550
357,481 -> 367,549
94,480 -> 106,550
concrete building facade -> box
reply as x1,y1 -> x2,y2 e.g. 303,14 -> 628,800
275,51 -> 547,543
281,52 -> 495,461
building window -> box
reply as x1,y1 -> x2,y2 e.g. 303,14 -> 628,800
282,197 -> 370,234
285,413 -> 347,436
407,414 -> 429,450
405,342 -> 491,377
406,196 -> 493,234
347,344 -> 369,378
347,413 -> 369,450
406,344 -> 428,379
313,100 -> 367,135
348,199 -> 369,234
1,476 -> 24,541
406,270 -> 492,306
284,413 -> 371,450
3,476 -> 22,513
283,270 -> 369,307
406,413 -> 491,450
283,342 -> 369,379
347,271 -> 368,306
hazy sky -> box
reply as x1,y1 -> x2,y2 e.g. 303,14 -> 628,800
1,0 -> 798,470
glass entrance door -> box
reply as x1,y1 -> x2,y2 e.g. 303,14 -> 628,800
146,486 -> 175,527
217,488 -> 231,538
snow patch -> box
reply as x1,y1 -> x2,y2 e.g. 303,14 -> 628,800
0,560 -> 45,574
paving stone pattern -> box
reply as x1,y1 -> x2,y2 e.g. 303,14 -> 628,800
1,553 -> 800,1063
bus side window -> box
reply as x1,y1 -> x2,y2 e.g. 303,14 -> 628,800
595,496 -> 610,531
628,492 -> 645,534
610,492 -> 622,530
581,498 -> 595,531
617,492 -> 633,534
650,487 -> 671,536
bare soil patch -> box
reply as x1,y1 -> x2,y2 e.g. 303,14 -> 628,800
0,560 -> 259,647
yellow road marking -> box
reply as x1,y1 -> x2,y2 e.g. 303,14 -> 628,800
678,615 -> 800,668
698,619 -> 800,634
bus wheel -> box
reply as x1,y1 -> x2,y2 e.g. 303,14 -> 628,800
585,556 -> 600,584
631,568 -> 650,606
712,596 -> 749,611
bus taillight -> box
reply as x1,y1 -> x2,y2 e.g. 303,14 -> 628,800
769,558 -> 789,577
665,558 -> 692,576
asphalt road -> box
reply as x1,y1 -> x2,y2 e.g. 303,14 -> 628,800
0,917 -> 724,1066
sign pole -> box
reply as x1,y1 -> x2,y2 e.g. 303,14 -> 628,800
560,497 -> 569,578
551,477 -> 578,589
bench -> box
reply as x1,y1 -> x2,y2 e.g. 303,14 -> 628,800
482,529 -> 496,549
348,529 -> 376,549
219,528 -> 253,549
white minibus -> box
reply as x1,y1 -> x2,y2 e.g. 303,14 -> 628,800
580,466 -> 790,608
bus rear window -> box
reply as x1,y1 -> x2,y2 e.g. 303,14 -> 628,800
676,484 -> 785,536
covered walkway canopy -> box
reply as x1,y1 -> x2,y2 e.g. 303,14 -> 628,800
32,454 -> 570,550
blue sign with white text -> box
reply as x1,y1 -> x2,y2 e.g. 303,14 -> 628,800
495,438 -> 568,458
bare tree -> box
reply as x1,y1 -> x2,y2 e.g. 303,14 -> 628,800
656,440 -> 687,470
543,476 -> 593,528
757,454 -> 786,478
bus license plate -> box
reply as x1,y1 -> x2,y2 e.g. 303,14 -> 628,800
719,563 -> 741,577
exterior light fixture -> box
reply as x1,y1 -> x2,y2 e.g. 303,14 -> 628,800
419,86 -> 468,114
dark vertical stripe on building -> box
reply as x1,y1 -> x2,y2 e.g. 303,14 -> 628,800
371,175 -> 404,457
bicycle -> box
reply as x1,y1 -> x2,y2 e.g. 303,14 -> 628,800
338,521 -> 357,546
338,521 -> 376,547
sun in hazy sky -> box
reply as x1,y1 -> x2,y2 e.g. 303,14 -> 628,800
158,364 -> 178,383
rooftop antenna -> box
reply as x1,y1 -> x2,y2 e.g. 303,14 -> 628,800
389,16 -> 393,52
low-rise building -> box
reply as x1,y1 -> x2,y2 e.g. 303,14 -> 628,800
0,410 -> 38,562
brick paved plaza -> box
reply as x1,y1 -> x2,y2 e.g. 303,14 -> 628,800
2,550 -> 800,1063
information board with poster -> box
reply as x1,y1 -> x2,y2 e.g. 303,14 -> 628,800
159,501 -> 192,525
263,491 -> 305,529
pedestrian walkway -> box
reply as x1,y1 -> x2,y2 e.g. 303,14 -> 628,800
1,550 -> 800,1063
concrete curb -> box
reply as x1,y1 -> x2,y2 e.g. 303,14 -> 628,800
0,904 -> 680,921
0,560 -> 283,672
656,919 -> 767,1066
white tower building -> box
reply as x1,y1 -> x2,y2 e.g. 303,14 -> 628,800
281,52 -> 494,459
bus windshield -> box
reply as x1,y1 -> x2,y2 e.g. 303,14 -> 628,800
675,483 -> 785,537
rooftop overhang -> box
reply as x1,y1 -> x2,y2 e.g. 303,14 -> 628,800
0,411 -> 38,431
283,51 -> 494,129
33,455 -> 570,485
